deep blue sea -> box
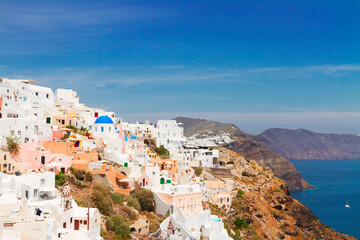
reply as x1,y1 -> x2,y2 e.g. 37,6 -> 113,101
290,160 -> 360,239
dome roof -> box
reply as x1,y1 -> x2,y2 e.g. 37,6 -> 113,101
130,135 -> 137,140
95,116 -> 114,124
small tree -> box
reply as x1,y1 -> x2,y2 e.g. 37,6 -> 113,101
155,145 -> 169,157
55,171 -> 68,187
195,167 -> 203,176
6,131 -> 20,156
106,215 -> 130,239
237,190 -> 244,199
61,133 -> 69,140
126,197 -> 141,211
73,169 -> 86,180
79,126 -> 89,136
85,171 -> 93,181
111,193 -> 125,204
65,125 -> 78,133
234,217 -> 249,229
91,184 -> 113,216
133,189 -> 154,212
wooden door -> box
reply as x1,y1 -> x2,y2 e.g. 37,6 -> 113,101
74,220 -> 79,230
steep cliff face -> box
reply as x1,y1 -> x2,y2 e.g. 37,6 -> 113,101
206,148 -> 355,240
174,117 -> 312,190
259,128 -> 360,160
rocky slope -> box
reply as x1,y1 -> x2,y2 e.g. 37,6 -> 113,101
259,128 -> 360,160
204,148 -> 355,240
174,117 -> 312,190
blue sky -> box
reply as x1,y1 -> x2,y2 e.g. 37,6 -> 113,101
1,0 -> 359,134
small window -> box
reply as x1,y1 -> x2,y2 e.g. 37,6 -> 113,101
35,92 -> 39,96
70,218 -> 73,223
46,94 -> 49,98
4,155 -> 6,161
34,189 -> 38,197
101,127 -> 104,132
41,179 -> 45,185
84,220 -> 87,225
46,117 -> 51,124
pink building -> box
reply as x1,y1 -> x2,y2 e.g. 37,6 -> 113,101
14,138 -> 72,174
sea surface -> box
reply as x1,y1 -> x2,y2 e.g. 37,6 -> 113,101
290,160 -> 360,239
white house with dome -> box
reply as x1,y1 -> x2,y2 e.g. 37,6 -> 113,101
93,116 -> 117,136
93,115 -> 128,163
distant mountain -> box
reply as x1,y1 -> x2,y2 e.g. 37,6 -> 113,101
174,117 -> 313,190
175,116 -> 239,136
259,128 -> 360,160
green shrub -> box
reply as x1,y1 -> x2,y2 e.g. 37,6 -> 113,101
91,184 -> 113,216
76,199 -> 88,207
133,189 -> 154,212
106,215 -> 130,239
6,131 -> 20,155
111,193 -> 125,204
155,145 -> 169,157
61,133 -> 69,140
234,217 -> 248,229
149,218 -> 161,232
126,197 -> 141,211
85,171 -> 93,181
237,190 -> 244,199
73,169 -> 86,180
195,167 -> 203,176
65,125 -> 78,132
55,171 -> 68,187
93,184 -> 111,195
75,180 -> 87,188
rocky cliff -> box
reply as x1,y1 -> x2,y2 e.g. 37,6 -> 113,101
259,128 -> 360,160
205,148 -> 355,240
174,117 -> 312,190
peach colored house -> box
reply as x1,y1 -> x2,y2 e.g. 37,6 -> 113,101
0,148 -> 29,174
52,130 -> 63,140
150,158 -> 177,176
15,139 -> 72,174
89,162 -> 134,195
53,114 -> 77,128
204,181 -> 232,210
152,184 -> 203,217
43,140 -> 98,171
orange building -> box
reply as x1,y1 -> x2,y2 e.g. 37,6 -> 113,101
150,158 -> 177,176
43,141 -> 98,171
89,162 -> 134,195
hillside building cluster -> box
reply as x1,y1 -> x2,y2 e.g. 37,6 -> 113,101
0,77 -> 234,240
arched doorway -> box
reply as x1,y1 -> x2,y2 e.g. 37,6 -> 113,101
160,178 -> 165,184
143,178 -> 146,186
